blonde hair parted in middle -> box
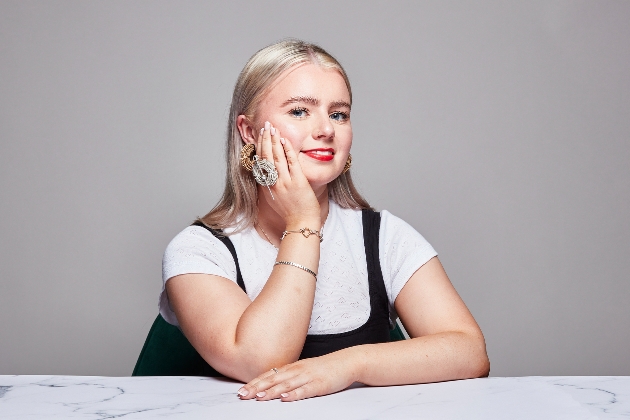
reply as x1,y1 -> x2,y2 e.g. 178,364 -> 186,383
200,39 -> 371,233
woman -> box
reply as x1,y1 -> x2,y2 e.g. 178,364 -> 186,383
160,39 -> 489,401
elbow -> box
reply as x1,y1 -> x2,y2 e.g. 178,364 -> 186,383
458,351 -> 489,380
212,354 -> 286,383
248,350 -> 299,378
228,347 -> 300,382
199,342 -> 295,383
452,330 -> 489,379
241,360 -> 283,382
468,333 -> 490,378
474,354 -> 490,378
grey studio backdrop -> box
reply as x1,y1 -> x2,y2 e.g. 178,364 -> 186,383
1,1 -> 628,377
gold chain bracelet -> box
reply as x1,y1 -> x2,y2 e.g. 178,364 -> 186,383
274,261 -> 317,279
280,227 -> 323,243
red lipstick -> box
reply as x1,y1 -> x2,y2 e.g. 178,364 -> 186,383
302,148 -> 335,162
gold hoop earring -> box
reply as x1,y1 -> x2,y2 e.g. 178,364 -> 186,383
342,154 -> 352,174
240,144 -> 256,171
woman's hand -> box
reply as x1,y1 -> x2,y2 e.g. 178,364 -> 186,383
237,348 -> 362,402
257,121 -> 321,228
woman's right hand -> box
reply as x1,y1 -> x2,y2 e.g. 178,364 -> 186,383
256,121 -> 321,228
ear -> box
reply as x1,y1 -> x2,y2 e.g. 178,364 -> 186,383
236,115 -> 257,145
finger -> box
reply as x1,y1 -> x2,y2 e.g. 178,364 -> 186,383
279,381 -> 320,402
280,134 -> 306,180
255,373 -> 310,401
237,368 -> 277,399
271,129 -> 290,180
261,121 -> 273,161
256,125 -> 264,158
247,368 -> 286,398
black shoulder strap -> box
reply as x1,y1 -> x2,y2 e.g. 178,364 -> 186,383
191,221 -> 246,293
361,209 -> 390,322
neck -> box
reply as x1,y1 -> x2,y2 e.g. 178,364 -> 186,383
256,185 -> 329,246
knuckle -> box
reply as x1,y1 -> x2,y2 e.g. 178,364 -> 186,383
292,387 -> 307,400
312,380 -> 325,392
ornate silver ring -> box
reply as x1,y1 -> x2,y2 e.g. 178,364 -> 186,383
253,156 -> 278,187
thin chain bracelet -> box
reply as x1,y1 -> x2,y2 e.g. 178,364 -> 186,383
280,227 -> 323,243
274,261 -> 317,279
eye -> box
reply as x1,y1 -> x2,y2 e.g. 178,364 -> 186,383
330,111 -> 349,122
289,107 -> 309,118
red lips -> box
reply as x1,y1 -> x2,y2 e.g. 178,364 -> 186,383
302,148 -> 335,162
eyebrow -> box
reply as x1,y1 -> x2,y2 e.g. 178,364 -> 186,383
281,96 -> 351,109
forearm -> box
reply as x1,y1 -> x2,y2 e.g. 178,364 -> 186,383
237,329 -> 490,402
232,219 -> 321,377
236,257 -> 490,400
350,331 -> 490,386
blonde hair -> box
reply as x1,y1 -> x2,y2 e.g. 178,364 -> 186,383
200,39 -> 371,232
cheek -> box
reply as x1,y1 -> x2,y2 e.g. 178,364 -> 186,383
338,128 -> 353,153
277,123 -> 305,150
344,131 -> 353,150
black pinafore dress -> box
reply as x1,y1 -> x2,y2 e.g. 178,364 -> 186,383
132,209 -> 395,377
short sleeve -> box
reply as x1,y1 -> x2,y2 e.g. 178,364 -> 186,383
379,211 -> 438,310
158,226 -> 237,326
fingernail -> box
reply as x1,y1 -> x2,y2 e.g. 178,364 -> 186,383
260,127 -> 264,136
270,127 -> 276,136
281,393 -> 289,398
237,388 -> 248,397
264,121 -> 270,131
256,391 -> 266,398
280,138 -> 285,145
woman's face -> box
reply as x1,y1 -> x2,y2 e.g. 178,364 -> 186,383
251,63 -> 352,192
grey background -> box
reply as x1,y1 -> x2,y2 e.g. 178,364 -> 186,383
1,1 -> 628,377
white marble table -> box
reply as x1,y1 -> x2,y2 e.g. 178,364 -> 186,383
0,375 -> 628,419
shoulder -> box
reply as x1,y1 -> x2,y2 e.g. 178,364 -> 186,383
162,225 -> 238,283
378,209 -> 438,304
379,210 -> 409,230
379,210 -> 434,250
165,225 -> 229,257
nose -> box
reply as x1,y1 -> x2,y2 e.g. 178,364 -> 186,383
312,113 -> 334,140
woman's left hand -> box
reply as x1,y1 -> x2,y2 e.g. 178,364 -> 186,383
237,349 -> 361,402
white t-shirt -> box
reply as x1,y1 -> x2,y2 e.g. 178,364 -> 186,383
160,201 -> 437,335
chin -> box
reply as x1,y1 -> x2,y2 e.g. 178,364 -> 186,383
308,176 -> 341,195
300,163 -> 343,190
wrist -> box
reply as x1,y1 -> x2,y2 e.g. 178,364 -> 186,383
285,219 -> 322,232
344,345 -> 368,384
281,226 -> 323,243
